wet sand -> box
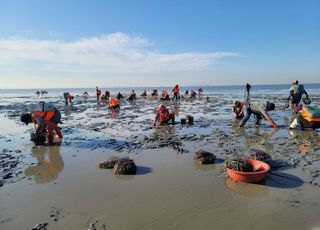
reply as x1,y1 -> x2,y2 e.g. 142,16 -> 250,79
1,93 -> 320,229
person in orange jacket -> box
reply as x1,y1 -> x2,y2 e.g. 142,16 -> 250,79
160,90 -> 170,100
63,92 -> 73,105
172,84 -> 180,100
153,104 -> 175,126
20,102 -> 63,145
108,97 -> 120,109
67,93 -> 74,104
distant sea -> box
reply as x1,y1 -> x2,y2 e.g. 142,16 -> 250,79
0,84 -> 319,97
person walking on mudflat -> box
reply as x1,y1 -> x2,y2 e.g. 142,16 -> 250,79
172,84 -> 180,100
287,80 -> 309,110
96,86 -> 101,102
239,83 -> 278,128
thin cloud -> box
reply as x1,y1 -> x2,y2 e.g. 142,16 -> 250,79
0,32 -> 240,74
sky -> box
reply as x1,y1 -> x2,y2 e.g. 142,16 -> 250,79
0,0 -> 319,88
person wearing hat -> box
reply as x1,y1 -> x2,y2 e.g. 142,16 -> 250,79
232,101 -> 245,119
239,101 -> 278,128
20,102 -> 63,145
288,80 -> 309,110
153,104 -> 175,126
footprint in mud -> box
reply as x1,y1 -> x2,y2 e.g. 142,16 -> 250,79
29,222 -> 48,230
87,219 -> 107,230
50,206 -> 67,222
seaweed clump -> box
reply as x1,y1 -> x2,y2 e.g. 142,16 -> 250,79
225,159 -> 253,172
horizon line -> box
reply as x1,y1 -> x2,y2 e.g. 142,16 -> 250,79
1,82 -> 319,90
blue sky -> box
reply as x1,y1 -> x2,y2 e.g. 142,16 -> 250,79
0,0 -> 319,88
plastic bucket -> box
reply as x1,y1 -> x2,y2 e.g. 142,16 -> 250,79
226,158 -> 270,183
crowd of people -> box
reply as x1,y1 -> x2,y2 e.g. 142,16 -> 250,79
23,81 -> 319,145
35,90 -> 48,96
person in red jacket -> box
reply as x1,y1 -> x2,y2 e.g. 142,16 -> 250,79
153,104 -> 175,126
232,101 -> 245,119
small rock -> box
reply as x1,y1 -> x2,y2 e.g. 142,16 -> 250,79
112,158 -> 137,175
97,156 -> 121,169
194,149 -> 216,164
249,150 -> 271,163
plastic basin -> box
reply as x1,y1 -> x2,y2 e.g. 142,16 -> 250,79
226,158 -> 270,183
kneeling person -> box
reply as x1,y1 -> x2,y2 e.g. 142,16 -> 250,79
153,104 -> 175,126
109,97 -> 120,109
232,101 -> 244,119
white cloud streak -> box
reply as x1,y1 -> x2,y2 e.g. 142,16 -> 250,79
0,32 -> 240,74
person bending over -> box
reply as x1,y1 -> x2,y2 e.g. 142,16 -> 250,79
151,89 -> 158,96
128,90 -> 137,100
117,92 -> 124,100
232,101 -> 245,119
109,97 -> 120,110
190,90 -> 197,99
141,90 -> 147,97
20,102 -> 63,145
153,104 -> 175,126
160,90 -> 170,100
63,92 -> 73,105
239,101 -> 278,128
